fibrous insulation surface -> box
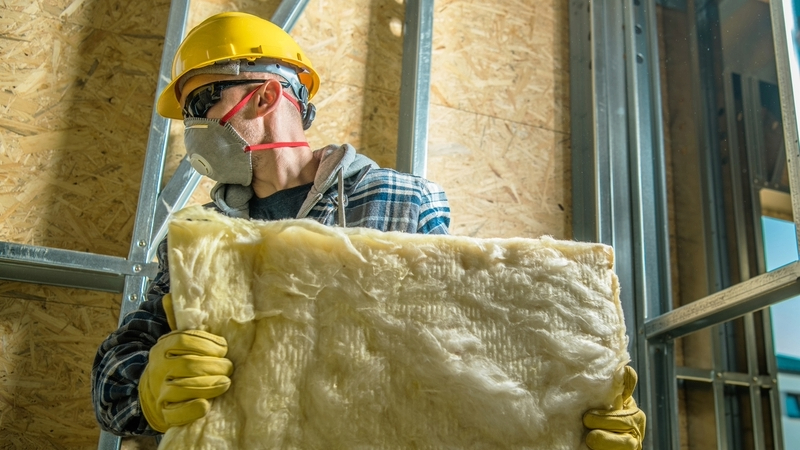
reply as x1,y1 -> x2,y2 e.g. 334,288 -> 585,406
161,206 -> 629,450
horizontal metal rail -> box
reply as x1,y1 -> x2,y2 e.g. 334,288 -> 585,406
0,242 -> 157,293
676,367 -> 776,388
645,261 -> 800,341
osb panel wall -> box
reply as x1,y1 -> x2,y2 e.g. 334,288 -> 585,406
427,0 -> 571,239
0,0 -> 570,448
0,282 -> 122,449
1,0 -> 172,256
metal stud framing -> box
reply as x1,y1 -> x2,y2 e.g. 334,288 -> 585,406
571,0 -> 800,448
570,1 -> 676,447
0,243 -> 158,293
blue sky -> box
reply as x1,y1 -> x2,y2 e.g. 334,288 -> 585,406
762,216 -> 800,359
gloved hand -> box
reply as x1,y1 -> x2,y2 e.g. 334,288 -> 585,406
583,366 -> 646,450
139,295 -> 233,433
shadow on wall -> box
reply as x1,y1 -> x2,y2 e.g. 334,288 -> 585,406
0,281 -> 133,448
48,4 -> 169,447
8,1 -> 169,257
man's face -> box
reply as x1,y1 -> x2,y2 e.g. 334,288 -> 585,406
179,74 -> 276,158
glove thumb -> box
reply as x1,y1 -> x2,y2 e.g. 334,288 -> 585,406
610,365 -> 638,410
622,365 -> 637,400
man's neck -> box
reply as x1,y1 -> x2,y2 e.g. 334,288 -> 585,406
250,146 -> 319,198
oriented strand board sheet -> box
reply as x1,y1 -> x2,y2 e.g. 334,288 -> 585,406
0,1 -> 169,254
430,0 -> 570,134
427,0 -> 572,240
427,104 -> 571,240
0,283 -> 120,448
162,207 -> 629,449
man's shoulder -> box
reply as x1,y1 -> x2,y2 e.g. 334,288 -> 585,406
359,167 -> 444,193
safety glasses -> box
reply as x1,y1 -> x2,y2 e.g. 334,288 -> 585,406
182,79 -> 269,119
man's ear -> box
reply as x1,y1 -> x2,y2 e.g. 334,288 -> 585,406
254,79 -> 282,117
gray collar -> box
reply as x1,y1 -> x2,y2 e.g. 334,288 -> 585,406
210,144 -> 378,219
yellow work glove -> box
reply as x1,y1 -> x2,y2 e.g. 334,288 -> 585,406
583,366 -> 646,450
138,326 -> 234,432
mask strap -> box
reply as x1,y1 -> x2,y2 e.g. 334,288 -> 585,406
220,87 -> 257,125
246,141 -> 309,152
281,90 -> 302,114
220,84 -> 301,125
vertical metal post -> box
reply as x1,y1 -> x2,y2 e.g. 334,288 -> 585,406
271,0 -> 311,30
693,0 -> 731,295
723,72 -> 753,281
396,0 -> 434,177
118,0 -> 190,322
762,307 -> 784,449
149,159 -> 202,261
711,328 -> 732,449
571,1 -> 628,247
569,0 -> 599,240
742,76 -> 767,274
96,431 -> 124,450
770,0 -> 800,243
744,313 -> 766,450
571,0 -> 676,447
768,0 -> 800,445
623,0 -> 677,447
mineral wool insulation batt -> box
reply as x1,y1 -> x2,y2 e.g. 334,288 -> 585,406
162,206 -> 630,450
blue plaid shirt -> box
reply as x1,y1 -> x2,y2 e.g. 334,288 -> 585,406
91,166 -> 450,436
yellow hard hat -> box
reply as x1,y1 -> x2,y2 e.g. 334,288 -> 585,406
157,12 -> 320,119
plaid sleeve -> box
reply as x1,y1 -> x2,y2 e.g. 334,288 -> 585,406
91,239 -> 171,436
417,180 -> 450,235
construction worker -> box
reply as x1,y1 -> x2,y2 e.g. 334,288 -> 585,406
90,12 -> 645,450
